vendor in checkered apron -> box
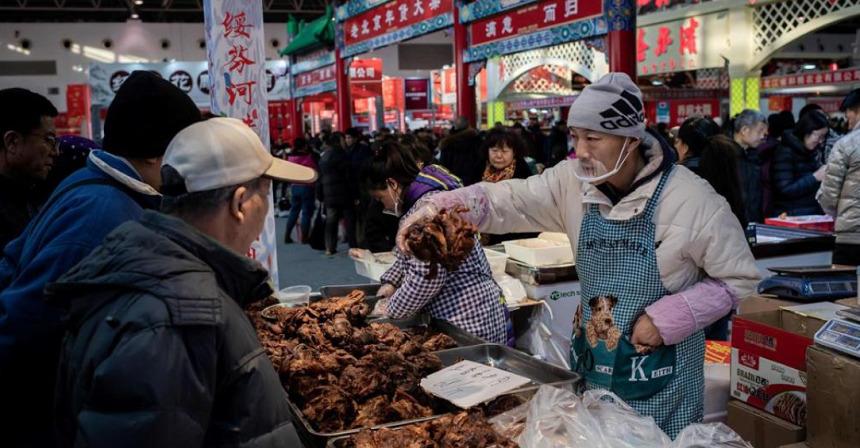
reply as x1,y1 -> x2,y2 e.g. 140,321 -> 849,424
362,141 -> 511,346
395,73 -> 760,438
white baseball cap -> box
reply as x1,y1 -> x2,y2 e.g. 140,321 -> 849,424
162,117 -> 317,194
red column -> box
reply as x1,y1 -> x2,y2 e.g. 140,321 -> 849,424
335,49 -> 352,131
606,0 -> 637,79
453,2 -> 476,127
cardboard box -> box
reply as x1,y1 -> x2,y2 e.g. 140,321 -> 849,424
728,400 -> 806,448
731,311 -> 815,426
806,345 -> 860,448
780,303 -> 849,336
739,295 -> 807,315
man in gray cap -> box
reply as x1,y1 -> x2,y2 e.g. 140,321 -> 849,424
396,72 -> 759,438
50,118 -> 316,448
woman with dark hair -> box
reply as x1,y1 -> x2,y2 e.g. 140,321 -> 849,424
362,142 -> 510,345
477,128 -> 533,182
771,111 -> 829,216
284,137 -> 318,244
317,135 -> 355,255
675,116 -> 722,175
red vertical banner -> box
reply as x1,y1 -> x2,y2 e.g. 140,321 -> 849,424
350,58 -> 384,96
65,84 -> 91,136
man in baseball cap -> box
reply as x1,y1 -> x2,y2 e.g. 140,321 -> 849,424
50,118 -> 316,447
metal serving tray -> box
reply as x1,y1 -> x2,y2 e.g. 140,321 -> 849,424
373,315 -> 487,348
324,384 -> 568,448
433,343 -> 582,386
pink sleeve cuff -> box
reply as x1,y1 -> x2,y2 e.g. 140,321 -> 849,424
645,278 -> 737,345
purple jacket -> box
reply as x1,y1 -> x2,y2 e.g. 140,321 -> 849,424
287,153 -> 318,185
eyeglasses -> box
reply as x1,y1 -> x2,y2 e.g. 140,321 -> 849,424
28,133 -> 59,150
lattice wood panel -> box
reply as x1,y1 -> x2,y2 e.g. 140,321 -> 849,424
499,40 -> 605,85
753,0 -> 860,55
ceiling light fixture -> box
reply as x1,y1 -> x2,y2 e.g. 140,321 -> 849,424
803,64 -> 816,70
131,13 -> 139,19
134,0 -> 143,4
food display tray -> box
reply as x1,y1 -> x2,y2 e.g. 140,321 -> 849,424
374,315 -> 487,348
323,384 -> 568,448
314,284 -> 382,311
433,344 -> 582,386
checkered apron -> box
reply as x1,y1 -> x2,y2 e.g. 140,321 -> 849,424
570,167 -> 705,439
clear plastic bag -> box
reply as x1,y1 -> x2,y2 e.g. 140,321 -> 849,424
490,385 -> 751,448
672,423 -> 753,448
516,302 -> 571,370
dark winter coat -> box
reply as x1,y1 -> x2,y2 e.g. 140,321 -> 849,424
0,151 -> 161,447
680,156 -> 701,176
318,147 -> 353,208
362,199 -> 400,253
439,129 -> 483,186
771,131 -> 824,216
49,211 -> 292,448
0,173 -> 39,251
738,145 -> 765,223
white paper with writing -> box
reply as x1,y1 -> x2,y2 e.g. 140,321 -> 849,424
420,360 -> 531,409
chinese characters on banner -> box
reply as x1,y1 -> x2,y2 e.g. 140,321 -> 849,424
65,84 -> 91,134
343,0 -> 453,46
441,68 -> 457,105
469,0 -> 602,46
203,0 -> 279,287
761,68 -> 860,90
645,99 -> 719,127
636,13 -> 725,76
296,65 -> 337,89
383,77 -> 404,109
350,58 -> 383,96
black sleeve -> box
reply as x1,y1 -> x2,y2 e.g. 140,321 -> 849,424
362,200 -> 398,253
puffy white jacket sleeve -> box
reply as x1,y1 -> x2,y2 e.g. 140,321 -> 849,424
818,139 -> 849,217
479,163 -> 572,235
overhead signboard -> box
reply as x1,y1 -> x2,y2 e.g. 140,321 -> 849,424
89,60 -> 290,107
464,0 -> 606,62
636,13 -> 726,76
294,64 -> 337,98
339,0 -> 454,58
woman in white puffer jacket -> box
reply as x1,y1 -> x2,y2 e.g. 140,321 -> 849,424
397,73 -> 760,438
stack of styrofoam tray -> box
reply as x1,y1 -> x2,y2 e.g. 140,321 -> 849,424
502,232 -> 574,267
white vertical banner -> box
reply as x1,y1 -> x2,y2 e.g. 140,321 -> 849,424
204,0 -> 279,289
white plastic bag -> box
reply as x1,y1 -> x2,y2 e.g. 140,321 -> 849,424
516,302 -> 571,370
491,386 -> 753,448
672,423 -> 753,448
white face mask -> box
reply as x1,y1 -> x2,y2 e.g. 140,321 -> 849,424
383,183 -> 403,217
572,137 -> 632,185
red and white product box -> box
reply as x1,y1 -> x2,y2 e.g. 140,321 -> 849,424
764,215 -> 834,233
730,312 -> 813,427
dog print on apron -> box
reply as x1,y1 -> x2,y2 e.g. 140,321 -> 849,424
570,167 -> 706,439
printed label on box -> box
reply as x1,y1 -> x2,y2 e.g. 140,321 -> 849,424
731,348 -> 808,426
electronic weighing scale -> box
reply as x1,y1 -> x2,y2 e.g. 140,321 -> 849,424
816,311 -> 860,359
757,265 -> 858,301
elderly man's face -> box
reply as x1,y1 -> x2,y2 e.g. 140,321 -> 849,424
234,178 -> 271,255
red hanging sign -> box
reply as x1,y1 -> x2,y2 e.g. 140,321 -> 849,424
344,0 -> 453,46
350,58 -> 384,97
65,84 -> 90,129
404,78 -> 430,110
469,0 -> 603,47
296,64 -> 336,89
645,98 -> 719,127
761,67 -> 860,90
383,78 -> 404,109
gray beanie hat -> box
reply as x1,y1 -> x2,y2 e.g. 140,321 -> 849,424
567,72 -> 646,139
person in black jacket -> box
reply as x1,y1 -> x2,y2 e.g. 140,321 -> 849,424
771,111 -> 829,216
439,117 -> 483,185
318,136 -> 355,254
0,88 -> 59,250
732,109 -> 768,223
49,118 -> 317,448
675,116 -> 722,176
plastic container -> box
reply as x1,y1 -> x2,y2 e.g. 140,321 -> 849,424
502,232 -> 574,267
484,248 -> 509,277
764,215 -> 835,233
277,285 -> 311,305
350,252 -> 395,282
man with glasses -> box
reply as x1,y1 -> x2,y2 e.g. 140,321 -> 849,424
0,72 -> 200,447
0,88 -> 59,250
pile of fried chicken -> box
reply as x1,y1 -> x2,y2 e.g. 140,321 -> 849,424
247,290 -> 458,433
344,410 -> 519,448
406,207 -> 477,279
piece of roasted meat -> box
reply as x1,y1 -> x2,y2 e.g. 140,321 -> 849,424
344,411 -> 518,448
405,206 -> 477,279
